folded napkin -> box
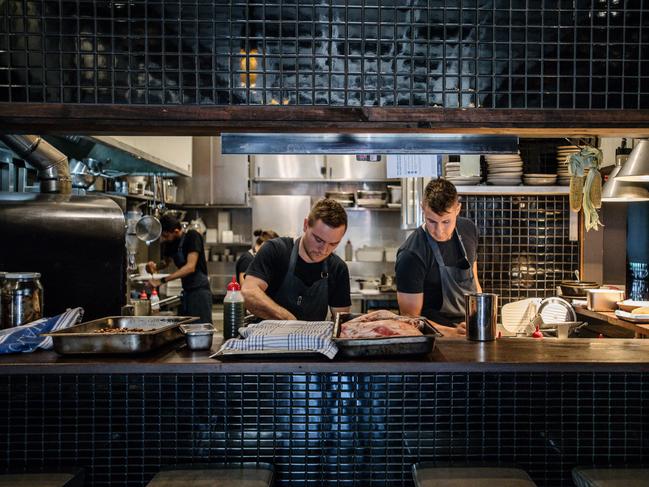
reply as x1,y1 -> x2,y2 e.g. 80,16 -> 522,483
216,320 -> 338,359
0,307 -> 84,354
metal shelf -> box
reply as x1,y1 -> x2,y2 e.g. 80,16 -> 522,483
345,207 -> 400,212
207,242 -> 252,247
252,178 -> 399,183
456,185 -> 570,195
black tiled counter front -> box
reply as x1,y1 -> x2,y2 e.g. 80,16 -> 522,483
1,339 -> 648,487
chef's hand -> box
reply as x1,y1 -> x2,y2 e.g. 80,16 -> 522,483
146,261 -> 157,274
456,321 -> 467,336
434,322 -> 466,337
149,278 -> 161,288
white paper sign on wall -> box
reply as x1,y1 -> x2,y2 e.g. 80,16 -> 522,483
386,154 -> 440,178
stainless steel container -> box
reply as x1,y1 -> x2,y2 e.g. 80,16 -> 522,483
1,272 -> 44,328
132,299 -> 151,316
465,292 -> 498,341
180,323 -> 215,350
586,289 -> 625,312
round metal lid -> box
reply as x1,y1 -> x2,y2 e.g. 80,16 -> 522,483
5,272 -> 41,280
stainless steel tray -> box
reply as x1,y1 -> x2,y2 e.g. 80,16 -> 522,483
211,348 -> 325,361
333,313 -> 441,358
43,316 -> 198,354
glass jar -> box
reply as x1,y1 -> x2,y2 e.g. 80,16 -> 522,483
1,272 -> 44,328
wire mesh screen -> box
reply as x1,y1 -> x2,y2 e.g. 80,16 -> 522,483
462,194 -> 579,305
0,372 -> 647,487
1,1 -> 647,107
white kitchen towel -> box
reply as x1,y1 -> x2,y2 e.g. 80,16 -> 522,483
217,320 -> 338,359
0,307 -> 84,354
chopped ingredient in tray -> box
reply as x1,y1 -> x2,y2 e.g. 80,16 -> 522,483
95,327 -> 145,333
340,310 -> 424,338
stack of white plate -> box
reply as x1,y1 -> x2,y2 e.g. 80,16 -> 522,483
523,173 -> 558,186
484,154 -> 523,185
444,161 -> 481,185
556,145 -> 579,185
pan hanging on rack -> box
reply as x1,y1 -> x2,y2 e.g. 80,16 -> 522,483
135,174 -> 162,245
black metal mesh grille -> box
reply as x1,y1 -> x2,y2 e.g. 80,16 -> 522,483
462,194 -> 579,305
1,373 -> 647,487
1,1 -> 648,108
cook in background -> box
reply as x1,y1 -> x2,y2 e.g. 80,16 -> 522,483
242,199 -> 351,321
148,214 -> 213,324
235,229 -> 279,284
395,178 -> 482,336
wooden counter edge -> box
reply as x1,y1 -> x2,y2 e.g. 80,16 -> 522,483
574,307 -> 649,337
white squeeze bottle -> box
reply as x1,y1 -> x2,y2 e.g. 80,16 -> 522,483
150,288 -> 160,314
223,275 -> 245,340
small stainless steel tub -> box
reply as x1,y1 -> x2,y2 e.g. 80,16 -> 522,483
180,323 -> 215,350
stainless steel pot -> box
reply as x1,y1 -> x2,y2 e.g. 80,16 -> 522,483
356,278 -> 380,291
559,280 -> 599,296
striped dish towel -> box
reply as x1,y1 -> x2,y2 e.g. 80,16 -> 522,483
0,307 -> 84,354
218,320 -> 338,359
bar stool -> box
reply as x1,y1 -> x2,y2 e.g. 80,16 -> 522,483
412,464 -> 538,487
146,463 -> 274,487
0,469 -> 84,487
572,467 -> 649,487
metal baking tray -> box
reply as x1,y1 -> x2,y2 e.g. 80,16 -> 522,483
333,313 -> 441,358
42,316 -> 198,354
211,348 -> 325,361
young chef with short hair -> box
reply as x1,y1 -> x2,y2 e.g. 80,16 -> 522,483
395,178 -> 482,336
241,198 -> 351,321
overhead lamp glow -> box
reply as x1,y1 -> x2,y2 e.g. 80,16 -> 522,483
601,165 -> 649,202
615,139 -> 649,182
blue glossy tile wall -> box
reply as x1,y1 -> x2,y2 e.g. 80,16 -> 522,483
0,372 -> 647,487
1,1 -> 647,107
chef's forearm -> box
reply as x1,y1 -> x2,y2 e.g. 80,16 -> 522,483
242,287 -> 295,320
164,262 -> 195,282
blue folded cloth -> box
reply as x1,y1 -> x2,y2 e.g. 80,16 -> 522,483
0,307 -> 84,354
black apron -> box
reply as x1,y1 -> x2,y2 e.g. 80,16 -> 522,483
271,237 -> 330,321
172,233 -> 212,323
424,226 -> 477,324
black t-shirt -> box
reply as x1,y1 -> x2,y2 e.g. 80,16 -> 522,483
245,237 -> 351,308
162,229 -> 208,289
395,217 -> 478,325
235,250 -> 254,284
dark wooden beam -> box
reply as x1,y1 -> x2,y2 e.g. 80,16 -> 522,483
3,103 -> 649,136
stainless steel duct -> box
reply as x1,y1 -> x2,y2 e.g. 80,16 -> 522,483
0,135 -> 72,193
221,133 -> 519,154
0,192 -> 126,319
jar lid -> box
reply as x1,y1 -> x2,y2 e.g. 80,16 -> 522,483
5,272 -> 41,280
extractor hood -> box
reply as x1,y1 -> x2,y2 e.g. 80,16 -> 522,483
42,135 -> 192,176
221,133 -> 519,154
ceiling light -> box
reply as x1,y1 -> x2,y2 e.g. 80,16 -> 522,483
601,165 -> 649,202
615,139 -> 649,182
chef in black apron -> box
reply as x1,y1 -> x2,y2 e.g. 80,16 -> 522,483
241,199 -> 352,321
395,178 -> 482,336
148,215 -> 213,323
235,229 -> 279,284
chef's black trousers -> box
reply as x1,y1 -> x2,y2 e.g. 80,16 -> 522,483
181,287 -> 213,324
